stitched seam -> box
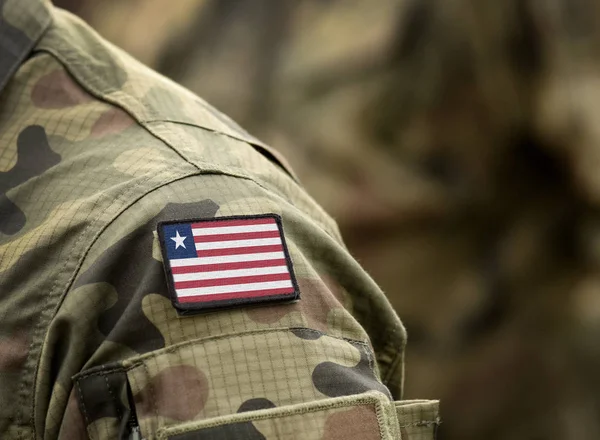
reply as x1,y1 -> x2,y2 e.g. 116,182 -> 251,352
145,119 -> 298,181
37,47 -> 308,203
29,41 -> 338,241
103,375 -> 121,421
37,26 -> 299,184
124,327 -> 370,370
143,362 -> 159,429
21,191 -> 110,432
37,40 -> 292,183
35,46 -> 201,173
76,380 -> 93,440
374,401 -> 387,439
346,340 -> 390,398
22,162 -> 202,433
22,168 -> 166,434
383,339 -> 406,396
159,396 -> 385,436
73,328 -> 370,375
159,214 -> 300,314
74,366 -> 126,381
144,118 -> 268,149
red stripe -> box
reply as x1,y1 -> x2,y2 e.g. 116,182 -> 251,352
191,218 -> 276,229
194,230 -> 281,243
171,259 -> 287,274
195,244 -> 283,257
177,288 -> 295,303
174,273 -> 291,290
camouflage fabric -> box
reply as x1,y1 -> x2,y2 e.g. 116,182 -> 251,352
51,0 -> 600,438
0,1 -> 438,439
157,391 -> 438,440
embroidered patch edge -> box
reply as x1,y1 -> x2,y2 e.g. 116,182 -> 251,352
157,213 -> 300,316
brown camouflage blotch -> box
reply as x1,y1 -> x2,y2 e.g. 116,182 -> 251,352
292,276 -> 346,332
322,405 -> 380,440
57,388 -> 87,440
90,107 -> 136,137
134,365 -> 209,421
244,301 -> 290,325
246,277 -> 344,331
31,69 -> 93,109
0,330 -> 28,371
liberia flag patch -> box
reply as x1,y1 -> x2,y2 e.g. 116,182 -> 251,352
157,214 -> 300,314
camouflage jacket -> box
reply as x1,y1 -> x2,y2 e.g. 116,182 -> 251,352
0,1 -> 439,439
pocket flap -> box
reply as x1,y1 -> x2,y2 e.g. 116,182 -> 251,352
157,391 -> 400,440
395,400 -> 440,439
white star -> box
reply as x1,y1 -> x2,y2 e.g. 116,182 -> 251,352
171,230 -> 187,249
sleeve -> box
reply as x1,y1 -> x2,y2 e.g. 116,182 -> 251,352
53,173 -> 425,440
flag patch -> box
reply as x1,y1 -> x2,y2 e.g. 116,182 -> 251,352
157,214 -> 300,314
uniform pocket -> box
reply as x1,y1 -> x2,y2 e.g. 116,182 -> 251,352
156,392 -> 440,440
74,328 -> 397,440
157,391 -> 399,440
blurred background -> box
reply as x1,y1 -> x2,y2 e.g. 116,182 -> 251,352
53,0 -> 600,438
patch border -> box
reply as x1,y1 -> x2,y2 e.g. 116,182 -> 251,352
157,214 -> 300,316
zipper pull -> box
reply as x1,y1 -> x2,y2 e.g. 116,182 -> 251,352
128,426 -> 142,440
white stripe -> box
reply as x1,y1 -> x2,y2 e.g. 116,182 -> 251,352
176,280 -> 293,297
192,223 -> 278,236
173,265 -> 289,282
195,237 -> 281,251
169,251 -> 285,267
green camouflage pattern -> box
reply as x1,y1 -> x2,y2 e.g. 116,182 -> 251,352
52,0 -> 600,438
159,391 -> 403,440
156,392 -> 439,440
0,1 -> 438,439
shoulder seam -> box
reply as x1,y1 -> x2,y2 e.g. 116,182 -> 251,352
35,45 -> 301,184
34,9 -> 299,181
35,46 -> 202,172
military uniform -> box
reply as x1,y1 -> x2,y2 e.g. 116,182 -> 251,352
0,1 -> 439,439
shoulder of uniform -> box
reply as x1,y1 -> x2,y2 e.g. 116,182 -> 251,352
35,6 -> 297,181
